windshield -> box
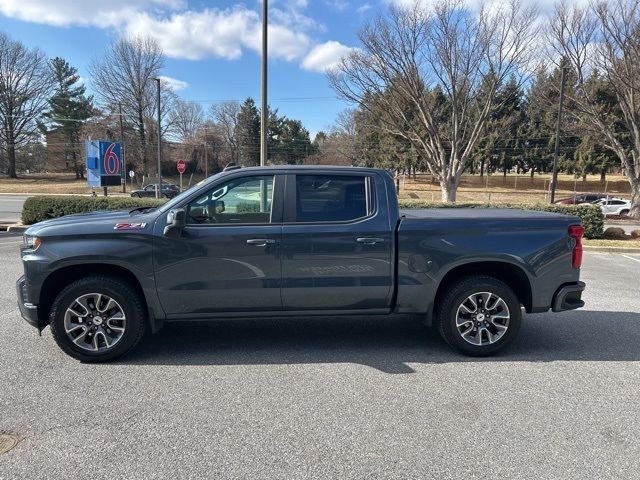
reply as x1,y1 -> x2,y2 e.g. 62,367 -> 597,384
158,172 -> 226,213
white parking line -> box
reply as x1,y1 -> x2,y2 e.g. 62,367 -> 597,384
622,255 -> 640,263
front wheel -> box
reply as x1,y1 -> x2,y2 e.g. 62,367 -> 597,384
620,209 -> 629,217
436,275 -> 521,356
49,275 -> 146,362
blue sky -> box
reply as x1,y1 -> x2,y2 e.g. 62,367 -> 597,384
0,0 -> 379,135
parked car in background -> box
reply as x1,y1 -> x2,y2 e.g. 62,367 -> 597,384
131,184 -> 180,198
590,198 -> 631,216
555,193 -> 608,205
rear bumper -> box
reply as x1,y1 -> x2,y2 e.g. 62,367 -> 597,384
551,281 -> 585,312
16,275 -> 39,329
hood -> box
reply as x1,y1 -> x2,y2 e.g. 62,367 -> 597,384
26,209 -> 158,237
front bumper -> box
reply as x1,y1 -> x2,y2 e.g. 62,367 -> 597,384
551,281 -> 586,312
16,275 -> 39,329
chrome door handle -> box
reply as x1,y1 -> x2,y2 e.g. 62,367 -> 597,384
247,238 -> 276,246
356,237 -> 385,245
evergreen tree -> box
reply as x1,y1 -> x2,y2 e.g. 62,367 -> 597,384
235,98 -> 260,166
42,57 -> 93,179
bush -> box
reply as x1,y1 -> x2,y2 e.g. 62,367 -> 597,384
631,229 -> 640,239
603,227 -> 628,239
22,196 -> 166,225
397,200 -> 604,239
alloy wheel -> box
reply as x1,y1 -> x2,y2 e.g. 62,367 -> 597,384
63,293 -> 126,352
455,291 -> 510,346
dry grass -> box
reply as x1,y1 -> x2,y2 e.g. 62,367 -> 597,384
584,239 -> 640,248
0,173 -> 206,195
0,172 -> 632,204
397,173 -> 631,204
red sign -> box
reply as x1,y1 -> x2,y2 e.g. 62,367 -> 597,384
104,143 -> 120,175
177,159 -> 186,174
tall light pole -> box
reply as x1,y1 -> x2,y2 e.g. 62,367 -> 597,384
550,66 -> 568,204
151,77 -> 162,199
118,102 -> 126,193
260,0 -> 267,167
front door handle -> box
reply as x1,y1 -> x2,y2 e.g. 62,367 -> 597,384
247,238 -> 276,247
356,237 -> 385,245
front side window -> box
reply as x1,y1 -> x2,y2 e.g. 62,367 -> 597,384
187,175 -> 274,225
295,175 -> 372,223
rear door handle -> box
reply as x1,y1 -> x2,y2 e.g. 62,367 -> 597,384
356,237 -> 385,245
247,238 -> 276,246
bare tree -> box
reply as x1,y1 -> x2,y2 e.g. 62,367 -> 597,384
210,101 -> 240,163
322,109 -> 360,164
550,0 -> 640,218
0,33 -> 53,177
90,36 -> 164,175
329,0 -> 538,201
170,99 -> 204,142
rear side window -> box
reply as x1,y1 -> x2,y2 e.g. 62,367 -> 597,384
294,175 -> 373,223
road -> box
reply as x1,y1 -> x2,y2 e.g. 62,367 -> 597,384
0,236 -> 639,479
0,195 -> 29,224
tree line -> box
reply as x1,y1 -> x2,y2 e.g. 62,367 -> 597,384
325,0 -> 640,217
1,0 -> 639,217
0,34 -> 315,180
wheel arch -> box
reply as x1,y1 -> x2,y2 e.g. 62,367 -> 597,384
433,261 -> 533,314
37,263 -> 161,332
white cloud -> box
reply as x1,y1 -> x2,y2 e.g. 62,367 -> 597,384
0,0 -> 347,73
125,8 -> 258,60
325,0 -> 349,11
0,0 -> 183,27
159,75 -> 188,91
356,3 -> 372,14
125,7 -> 310,61
301,41 -> 355,72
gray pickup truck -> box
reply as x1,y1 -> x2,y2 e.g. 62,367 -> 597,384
17,166 -> 585,361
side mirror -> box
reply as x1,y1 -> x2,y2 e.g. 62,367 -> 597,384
164,208 -> 186,237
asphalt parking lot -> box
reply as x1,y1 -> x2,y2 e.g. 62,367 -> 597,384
0,232 -> 639,479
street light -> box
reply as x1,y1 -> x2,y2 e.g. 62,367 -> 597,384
260,0 -> 267,167
150,77 -> 162,199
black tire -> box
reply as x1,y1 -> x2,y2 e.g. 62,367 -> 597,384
620,209 -> 629,217
131,193 -> 139,198
435,275 -> 521,356
49,275 -> 146,362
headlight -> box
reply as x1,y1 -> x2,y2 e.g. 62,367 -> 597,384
23,234 -> 41,250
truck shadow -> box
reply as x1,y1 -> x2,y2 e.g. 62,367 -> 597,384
123,310 -> 640,373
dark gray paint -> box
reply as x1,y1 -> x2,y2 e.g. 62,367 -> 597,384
17,166 -> 584,331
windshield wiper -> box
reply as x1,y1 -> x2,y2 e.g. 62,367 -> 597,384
129,206 -> 157,214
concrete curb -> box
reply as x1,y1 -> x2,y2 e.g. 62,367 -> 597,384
0,224 -> 27,233
584,245 -> 640,254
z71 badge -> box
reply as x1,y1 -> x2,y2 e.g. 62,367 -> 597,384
114,223 -> 147,230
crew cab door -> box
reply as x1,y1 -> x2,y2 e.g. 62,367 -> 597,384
280,172 -> 394,312
154,174 -> 284,316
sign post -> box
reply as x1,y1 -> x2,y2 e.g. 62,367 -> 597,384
177,159 -> 186,192
129,170 -> 135,190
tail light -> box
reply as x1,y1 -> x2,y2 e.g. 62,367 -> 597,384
568,225 -> 584,269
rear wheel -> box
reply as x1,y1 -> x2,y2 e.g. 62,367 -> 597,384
49,275 -> 146,362
436,276 -> 521,356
